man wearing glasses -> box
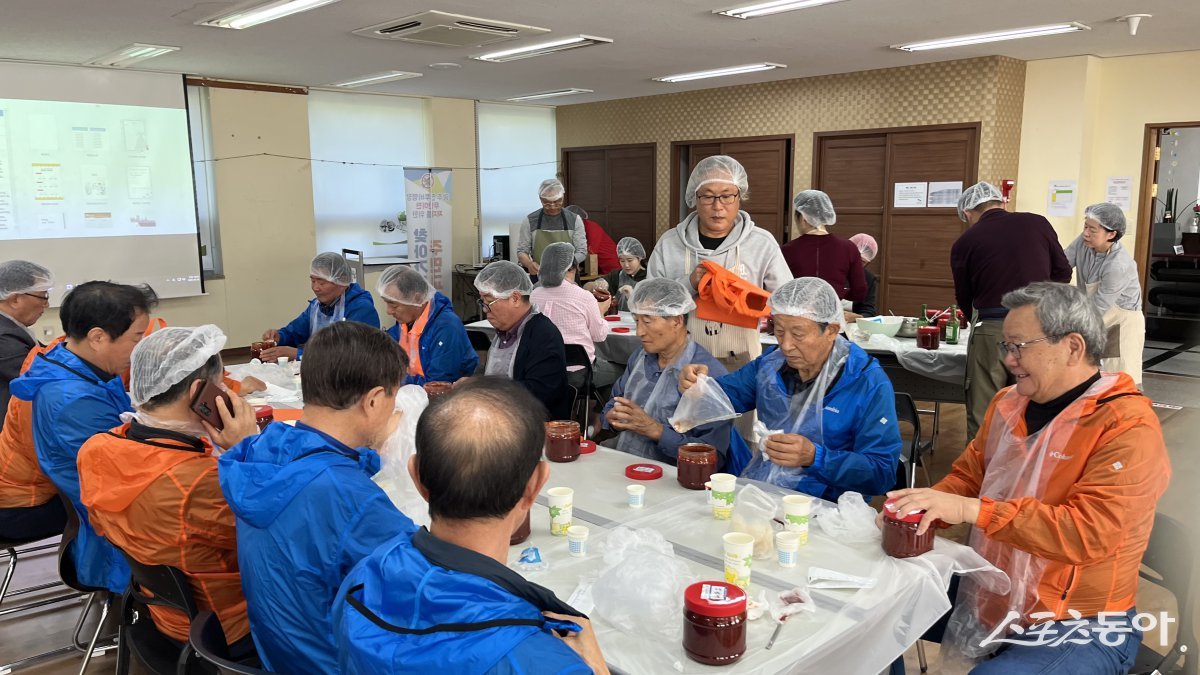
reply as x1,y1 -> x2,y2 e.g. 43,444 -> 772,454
886,282 -> 1169,673
0,260 -> 53,427
516,179 -> 588,275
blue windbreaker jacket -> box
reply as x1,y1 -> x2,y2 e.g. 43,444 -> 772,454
334,528 -> 591,675
719,341 -> 901,501
218,422 -> 416,674
385,292 -> 478,385
276,283 -> 381,354
9,343 -> 132,592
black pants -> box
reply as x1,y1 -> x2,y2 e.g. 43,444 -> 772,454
0,498 -> 68,542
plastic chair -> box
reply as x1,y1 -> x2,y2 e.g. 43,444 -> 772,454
114,551 -> 201,675
189,611 -> 273,675
564,344 -> 598,438
893,392 -> 931,489
1133,513 -> 1196,675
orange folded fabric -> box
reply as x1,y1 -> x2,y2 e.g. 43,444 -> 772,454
695,260 -> 771,329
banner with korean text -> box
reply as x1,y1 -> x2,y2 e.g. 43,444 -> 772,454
403,167 -> 453,293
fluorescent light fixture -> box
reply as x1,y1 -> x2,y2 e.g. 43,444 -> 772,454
506,88 -> 594,102
715,0 -> 847,19
328,71 -> 422,88
85,43 -> 180,68
473,35 -> 612,63
653,62 -> 786,83
891,22 -> 1089,52
198,0 -> 341,29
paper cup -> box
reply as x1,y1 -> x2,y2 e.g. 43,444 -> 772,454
277,356 -> 289,365
782,495 -> 813,544
776,531 -> 801,568
723,532 -> 754,589
547,487 -> 573,536
626,484 -> 645,508
567,525 -> 590,557
706,473 -> 737,520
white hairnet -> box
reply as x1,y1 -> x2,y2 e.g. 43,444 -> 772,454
793,190 -> 836,228
957,182 -> 1004,222
474,260 -> 533,298
129,325 -> 227,408
0,260 -> 53,300
311,252 -> 353,286
538,242 -> 576,288
629,278 -> 696,317
685,156 -> 749,208
539,179 -> 565,201
564,205 -> 588,220
378,265 -> 434,306
848,233 -> 878,262
1084,202 -> 1127,236
768,277 -> 844,331
616,237 -> 646,259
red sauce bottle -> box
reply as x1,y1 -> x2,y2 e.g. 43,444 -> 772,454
683,581 -> 747,666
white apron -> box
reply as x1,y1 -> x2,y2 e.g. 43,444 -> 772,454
1086,282 -> 1145,387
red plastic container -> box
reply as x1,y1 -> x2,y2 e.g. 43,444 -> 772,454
683,581 -> 748,666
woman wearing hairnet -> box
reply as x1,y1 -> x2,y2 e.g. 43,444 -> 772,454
1064,203 -> 1145,386
516,179 -> 588,274
845,233 -> 879,322
780,190 -> 867,302
603,237 -> 648,313
378,265 -> 477,385
679,278 -> 901,499
601,279 -> 734,467
260,252 -> 380,361
646,156 -> 791,371
0,260 -> 53,425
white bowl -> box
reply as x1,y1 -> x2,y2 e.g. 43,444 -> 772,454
856,316 -> 904,338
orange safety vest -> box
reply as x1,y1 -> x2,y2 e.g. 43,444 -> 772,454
397,302 -> 432,379
0,337 -> 65,508
694,260 -> 771,329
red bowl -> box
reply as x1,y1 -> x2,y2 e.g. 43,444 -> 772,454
604,315 -> 621,322
612,327 -> 631,333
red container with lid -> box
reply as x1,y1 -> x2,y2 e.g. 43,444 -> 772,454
253,405 -> 274,432
544,421 -> 581,463
881,498 -> 934,558
916,325 -> 940,350
937,317 -> 950,340
683,581 -> 748,666
625,463 -> 663,480
676,443 -> 718,490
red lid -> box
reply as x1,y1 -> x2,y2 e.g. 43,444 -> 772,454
883,498 -> 925,523
253,405 -> 274,418
612,327 -> 631,333
579,440 -> 597,454
625,463 -> 663,480
684,581 -> 747,617
604,315 -> 621,322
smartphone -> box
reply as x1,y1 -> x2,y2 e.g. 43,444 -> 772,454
190,381 -> 234,431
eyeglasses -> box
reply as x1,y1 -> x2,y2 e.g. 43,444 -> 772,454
476,296 -> 503,313
540,199 -> 564,207
22,293 -> 50,303
696,193 -> 740,206
996,335 -> 1062,360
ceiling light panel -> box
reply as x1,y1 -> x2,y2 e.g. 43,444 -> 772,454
891,22 -> 1090,52
653,63 -> 786,83
715,0 -> 847,20
85,43 -> 180,68
472,35 -> 613,63
329,71 -> 422,88
506,88 -> 594,102
198,0 -> 341,30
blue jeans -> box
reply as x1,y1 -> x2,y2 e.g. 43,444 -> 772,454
970,608 -> 1142,675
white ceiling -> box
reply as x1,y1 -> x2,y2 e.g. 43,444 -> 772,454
2,0 -> 1198,105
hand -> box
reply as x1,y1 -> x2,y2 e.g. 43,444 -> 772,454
260,346 -> 298,363
763,433 -> 815,467
689,264 -> 707,290
618,285 -> 634,297
843,311 -> 861,325
597,297 -> 612,315
261,329 -> 280,343
203,394 -> 259,450
608,397 -> 663,441
885,488 -> 982,536
542,612 -> 609,675
239,376 -> 266,396
528,261 -> 540,274
679,364 -> 709,393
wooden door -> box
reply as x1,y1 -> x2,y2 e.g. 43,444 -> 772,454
562,144 -> 656,258
816,134 -> 887,287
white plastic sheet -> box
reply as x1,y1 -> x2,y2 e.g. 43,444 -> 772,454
373,384 -> 431,527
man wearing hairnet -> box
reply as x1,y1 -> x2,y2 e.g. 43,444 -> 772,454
261,252 -> 380,362
378,265 -> 477,385
565,205 -> 619,275
680,278 -> 900,499
647,156 -> 791,372
845,233 -> 879,322
530,243 -> 620,389
0,260 -> 53,426
780,191 -> 867,302
77,325 -> 259,653
1064,203 -> 1144,386
517,180 -> 588,274
951,182 -> 1071,439
601,279 -> 733,468
473,261 -> 570,420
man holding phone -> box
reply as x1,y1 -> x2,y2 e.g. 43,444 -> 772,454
77,325 -> 259,652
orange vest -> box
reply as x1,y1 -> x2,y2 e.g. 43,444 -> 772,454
397,302 -> 432,379
0,338 -> 64,508
694,260 -> 771,329
77,422 -> 248,643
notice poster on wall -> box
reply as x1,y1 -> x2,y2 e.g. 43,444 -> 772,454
1105,176 -> 1133,211
1047,180 -> 1077,217
927,181 -> 963,208
403,168 -> 453,293
894,182 -> 928,208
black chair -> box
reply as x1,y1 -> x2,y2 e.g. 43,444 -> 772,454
114,551 -> 204,675
56,491 -> 120,675
1133,513 -> 1196,675
189,611 -> 272,675
1,528 -> 80,617
467,329 -> 492,374
564,344 -> 599,438
893,392 -> 931,489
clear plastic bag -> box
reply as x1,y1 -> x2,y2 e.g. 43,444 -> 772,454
729,484 -> 779,559
813,491 -> 879,544
592,528 -> 692,642
668,373 -> 740,433
744,421 -> 801,489
373,385 -> 430,528
231,361 -> 300,393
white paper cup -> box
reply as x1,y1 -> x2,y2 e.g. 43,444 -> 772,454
626,484 -> 645,508
277,356 -> 289,365
567,525 -> 589,557
547,487 -> 573,536
723,532 -> 754,588
706,473 -> 737,520
782,495 -> 813,544
776,531 -> 801,568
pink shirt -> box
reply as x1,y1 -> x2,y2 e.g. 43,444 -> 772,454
530,282 -> 610,364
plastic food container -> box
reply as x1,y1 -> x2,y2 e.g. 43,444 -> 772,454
881,498 -> 934,558
916,325 -> 940,350
544,421 -> 581,463
509,511 -> 531,546
676,443 -> 718,490
683,581 -> 747,666
253,405 -> 274,432
423,381 -> 453,399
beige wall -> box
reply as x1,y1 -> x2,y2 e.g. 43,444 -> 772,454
556,56 -> 1026,235
1017,50 -> 1200,247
